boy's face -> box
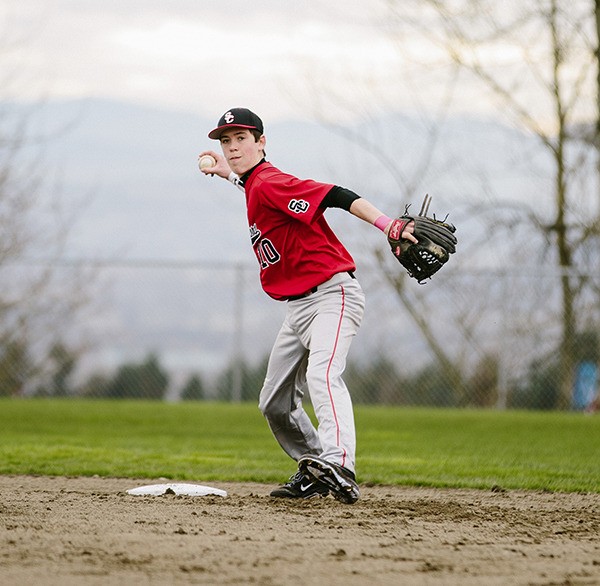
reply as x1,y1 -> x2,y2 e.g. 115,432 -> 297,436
219,128 -> 265,175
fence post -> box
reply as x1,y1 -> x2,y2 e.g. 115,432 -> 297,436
231,262 -> 245,402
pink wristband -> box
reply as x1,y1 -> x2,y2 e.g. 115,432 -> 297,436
374,215 -> 392,232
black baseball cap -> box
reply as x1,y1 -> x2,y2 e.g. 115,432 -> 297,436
208,108 -> 264,140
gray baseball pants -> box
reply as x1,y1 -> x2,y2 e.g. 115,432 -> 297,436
258,271 -> 365,473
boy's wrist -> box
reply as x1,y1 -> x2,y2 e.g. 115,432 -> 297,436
374,214 -> 392,233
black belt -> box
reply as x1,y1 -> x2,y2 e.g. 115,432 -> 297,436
287,271 -> 355,301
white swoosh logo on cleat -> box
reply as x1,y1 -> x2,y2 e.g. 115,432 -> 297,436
300,483 -> 313,491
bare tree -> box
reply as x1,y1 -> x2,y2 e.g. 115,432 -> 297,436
0,101 -> 100,395
281,1 -> 600,408
0,19 -> 97,395
284,16 -> 489,405
390,0 -> 600,408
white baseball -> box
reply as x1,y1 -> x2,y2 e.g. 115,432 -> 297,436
199,154 -> 216,171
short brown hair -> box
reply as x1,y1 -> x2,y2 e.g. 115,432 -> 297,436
250,129 -> 265,157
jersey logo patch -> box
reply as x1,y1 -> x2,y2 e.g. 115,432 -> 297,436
288,199 -> 310,214
249,224 -> 261,245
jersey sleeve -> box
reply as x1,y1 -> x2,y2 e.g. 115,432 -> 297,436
258,170 -> 334,225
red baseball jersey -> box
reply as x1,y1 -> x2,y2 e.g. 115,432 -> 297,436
244,163 -> 356,300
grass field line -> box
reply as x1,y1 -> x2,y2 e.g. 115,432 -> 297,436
1,399 -> 598,493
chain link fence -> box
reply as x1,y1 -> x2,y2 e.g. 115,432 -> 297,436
1,259 -> 599,411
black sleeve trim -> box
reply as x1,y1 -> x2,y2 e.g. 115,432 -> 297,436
321,186 -> 361,211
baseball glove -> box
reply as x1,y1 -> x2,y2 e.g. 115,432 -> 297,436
387,194 -> 457,283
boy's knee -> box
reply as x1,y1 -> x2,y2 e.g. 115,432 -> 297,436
259,390 -> 282,420
306,361 -> 332,391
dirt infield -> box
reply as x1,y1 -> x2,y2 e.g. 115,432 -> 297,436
1,475 -> 599,585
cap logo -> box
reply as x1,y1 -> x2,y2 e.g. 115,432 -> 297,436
209,108 -> 263,139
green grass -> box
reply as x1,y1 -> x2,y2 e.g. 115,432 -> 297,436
0,399 -> 598,493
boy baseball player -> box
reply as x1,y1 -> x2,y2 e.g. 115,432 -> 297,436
200,108 -> 415,503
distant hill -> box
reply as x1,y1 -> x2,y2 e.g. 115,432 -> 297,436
18,97 -> 549,262
5,98 -> 552,383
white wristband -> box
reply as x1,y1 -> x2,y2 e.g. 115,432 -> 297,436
227,172 -> 244,192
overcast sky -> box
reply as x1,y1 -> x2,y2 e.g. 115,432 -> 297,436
1,0 -> 421,123
1,0 -> 595,132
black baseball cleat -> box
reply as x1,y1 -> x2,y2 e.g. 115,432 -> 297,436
298,455 -> 360,504
269,471 -> 329,499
